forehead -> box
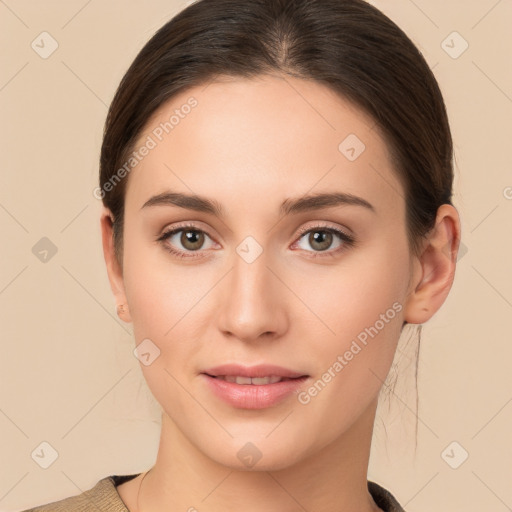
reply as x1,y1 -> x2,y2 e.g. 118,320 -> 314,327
125,74 -> 404,218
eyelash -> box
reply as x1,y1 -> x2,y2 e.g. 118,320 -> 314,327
156,222 -> 356,260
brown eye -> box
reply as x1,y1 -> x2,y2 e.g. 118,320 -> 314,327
307,230 -> 333,252
293,225 -> 356,258
157,224 -> 216,258
179,230 -> 205,251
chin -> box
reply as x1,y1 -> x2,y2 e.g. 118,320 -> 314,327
198,435 -> 311,472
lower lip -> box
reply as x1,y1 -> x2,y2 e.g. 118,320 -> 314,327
201,374 -> 309,409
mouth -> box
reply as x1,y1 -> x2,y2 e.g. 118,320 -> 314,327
201,373 -> 309,409
204,375 -> 305,385
200,364 -> 309,409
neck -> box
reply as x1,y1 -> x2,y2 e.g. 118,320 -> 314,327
138,398 -> 382,512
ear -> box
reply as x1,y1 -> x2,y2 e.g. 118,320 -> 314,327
403,204 -> 462,324
100,207 -> 132,323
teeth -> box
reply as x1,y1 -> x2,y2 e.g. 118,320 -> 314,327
216,375 -> 286,385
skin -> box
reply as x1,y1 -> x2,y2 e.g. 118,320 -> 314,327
101,73 -> 461,511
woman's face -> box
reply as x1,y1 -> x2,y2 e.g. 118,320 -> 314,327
112,74 -> 419,469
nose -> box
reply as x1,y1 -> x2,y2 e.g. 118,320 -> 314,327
216,249 -> 287,343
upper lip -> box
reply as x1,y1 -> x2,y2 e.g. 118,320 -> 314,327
202,364 -> 308,379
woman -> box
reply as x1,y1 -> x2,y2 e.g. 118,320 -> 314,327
22,0 -> 461,510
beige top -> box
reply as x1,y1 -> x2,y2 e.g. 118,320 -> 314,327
20,474 -> 406,511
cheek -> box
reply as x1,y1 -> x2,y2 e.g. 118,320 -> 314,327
122,232 -> 201,335
121,237 -> 219,403
292,244 -> 407,335
290,267 -> 406,440
289,246 -> 409,390
121,242 -> 208,413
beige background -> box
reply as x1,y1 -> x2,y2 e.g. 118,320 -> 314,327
1,0 -> 511,510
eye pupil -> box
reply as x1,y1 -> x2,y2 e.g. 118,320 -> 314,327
309,231 -> 332,251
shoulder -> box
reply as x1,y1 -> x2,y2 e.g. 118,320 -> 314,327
368,480 -> 407,512
18,474 -> 140,512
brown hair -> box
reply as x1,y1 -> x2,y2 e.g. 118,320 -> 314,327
99,0 -> 455,445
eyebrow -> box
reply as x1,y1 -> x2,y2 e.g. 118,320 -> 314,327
141,191 -> 376,217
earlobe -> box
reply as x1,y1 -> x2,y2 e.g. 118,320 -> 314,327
403,204 -> 461,325
100,207 -> 132,323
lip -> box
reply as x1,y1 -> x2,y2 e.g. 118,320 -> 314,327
201,364 -> 309,409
